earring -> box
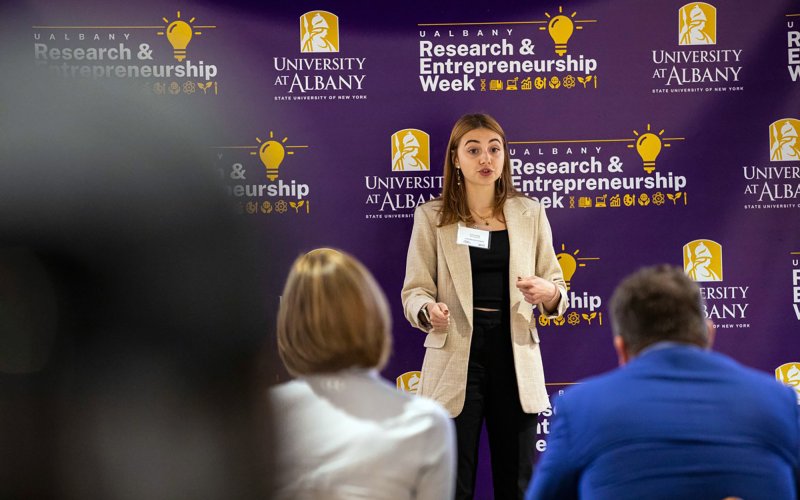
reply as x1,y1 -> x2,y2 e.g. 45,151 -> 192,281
456,167 -> 462,187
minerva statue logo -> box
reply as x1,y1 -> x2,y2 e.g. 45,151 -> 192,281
397,371 -> 421,394
300,11 -> 339,53
770,119 -> 800,162
683,239 -> 723,282
776,363 -> 800,404
391,129 -> 430,172
679,3 -> 716,46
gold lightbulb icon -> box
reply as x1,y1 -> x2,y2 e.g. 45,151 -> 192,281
540,7 -> 582,56
167,20 -> 192,61
557,252 -> 577,290
158,11 -> 203,62
259,140 -> 285,181
636,133 -> 661,173
556,244 -> 597,291
251,131 -> 303,181
629,124 -> 671,174
548,16 -> 573,56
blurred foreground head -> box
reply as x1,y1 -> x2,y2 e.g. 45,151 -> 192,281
277,248 -> 392,376
0,28 -> 271,500
610,264 -> 711,359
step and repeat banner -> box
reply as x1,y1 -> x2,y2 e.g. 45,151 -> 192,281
21,0 -> 800,491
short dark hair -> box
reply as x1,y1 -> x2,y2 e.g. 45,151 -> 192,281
610,264 -> 708,354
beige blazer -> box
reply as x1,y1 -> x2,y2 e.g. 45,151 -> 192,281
401,196 -> 567,417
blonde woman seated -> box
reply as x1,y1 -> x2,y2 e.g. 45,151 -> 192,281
270,248 -> 456,500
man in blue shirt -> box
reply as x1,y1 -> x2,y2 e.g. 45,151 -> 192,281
526,265 -> 800,500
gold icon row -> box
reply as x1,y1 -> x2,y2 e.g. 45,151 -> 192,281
237,199 -> 311,215
480,74 -> 597,92
539,311 -> 604,327
147,81 -> 219,95
568,191 -> 688,208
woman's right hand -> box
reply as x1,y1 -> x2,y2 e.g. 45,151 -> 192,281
426,302 -> 450,331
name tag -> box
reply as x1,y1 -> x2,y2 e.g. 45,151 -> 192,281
456,225 -> 491,249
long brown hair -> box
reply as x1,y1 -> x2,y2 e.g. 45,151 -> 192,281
437,113 -> 521,227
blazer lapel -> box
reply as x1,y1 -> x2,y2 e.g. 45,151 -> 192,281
439,223 -> 473,327
505,198 -> 534,312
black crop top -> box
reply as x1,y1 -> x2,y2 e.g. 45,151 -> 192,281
469,230 -> 510,310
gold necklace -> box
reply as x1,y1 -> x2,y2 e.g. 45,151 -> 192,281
470,208 -> 493,227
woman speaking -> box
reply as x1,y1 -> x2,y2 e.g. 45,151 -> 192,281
402,113 -> 567,499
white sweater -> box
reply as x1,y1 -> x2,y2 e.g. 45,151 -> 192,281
269,369 -> 455,500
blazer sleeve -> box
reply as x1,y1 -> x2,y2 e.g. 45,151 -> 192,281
524,395 -> 580,500
401,204 -> 437,333
534,202 -> 568,318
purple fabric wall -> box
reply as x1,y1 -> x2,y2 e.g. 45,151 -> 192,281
24,1 -> 800,496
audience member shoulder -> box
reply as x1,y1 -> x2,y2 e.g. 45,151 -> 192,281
268,378 -> 313,410
723,353 -> 800,391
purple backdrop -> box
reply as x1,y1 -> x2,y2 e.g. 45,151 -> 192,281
23,1 -> 800,497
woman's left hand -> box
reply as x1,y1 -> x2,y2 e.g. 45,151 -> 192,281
516,276 -> 558,305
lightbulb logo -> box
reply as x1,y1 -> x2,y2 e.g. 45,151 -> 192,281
540,7 -> 579,56
769,119 -> 800,162
628,124 -> 672,174
300,11 -> 339,53
250,131 -> 306,181
538,6 -> 592,56
556,244 -> 598,291
396,371 -> 421,394
679,3 -> 716,46
158,11 -> 204,62
776,363 -> 800,403
391,129 -> 430,172
683,239 -> 723,282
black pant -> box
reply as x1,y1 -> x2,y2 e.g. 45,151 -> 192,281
453,309 -> 538,500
